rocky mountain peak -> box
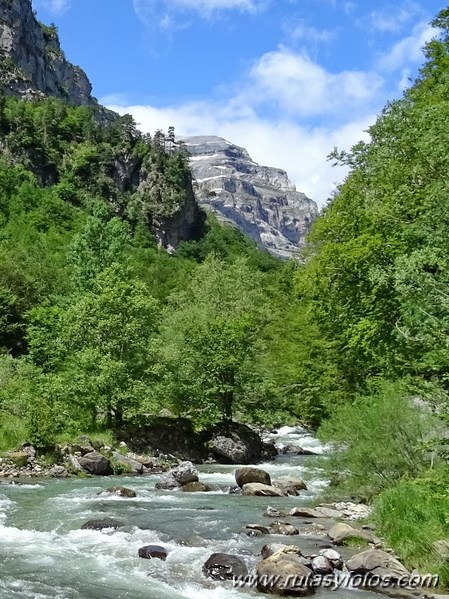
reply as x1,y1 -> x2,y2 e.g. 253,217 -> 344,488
183,135 -> 318,259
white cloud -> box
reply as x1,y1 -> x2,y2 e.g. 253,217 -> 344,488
379,22 -> 436,72
368,3 -> 422,33
244,47 -> 383,118
288,20 -> 336,45
133,0 -> 266,27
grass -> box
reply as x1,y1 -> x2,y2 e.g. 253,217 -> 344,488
0,414 -> 27,453
372,471 -> 449,589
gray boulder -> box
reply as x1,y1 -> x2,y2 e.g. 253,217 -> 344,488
49,465 -> 69,478
347,549 -> 409,581
235,467 -> 271,488
111,451 -> 144,475
256,548 -> 314,595
207,422 -> 264,464
270,521 -> 299,536
311,556 -> 334,575
156,461 -> 199,489
328,523 -> 376,545
242,483 -> 285,497
181,482 -> 210,492
104,486 -> 136,498
78,451 -> 112,476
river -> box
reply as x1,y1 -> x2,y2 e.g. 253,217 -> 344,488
0,426 -> 386,599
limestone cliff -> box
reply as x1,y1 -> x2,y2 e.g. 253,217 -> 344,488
183,136 -> 318,258
0,0 -> 111,120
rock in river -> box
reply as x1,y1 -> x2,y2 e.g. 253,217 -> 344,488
203,553 -> 248,580
235,467 -> 271,488
81,518 -> 124,530
242,482 -> 285,497
138,545 -> 167,560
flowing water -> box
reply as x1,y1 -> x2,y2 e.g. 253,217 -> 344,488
0,427 -> 386,599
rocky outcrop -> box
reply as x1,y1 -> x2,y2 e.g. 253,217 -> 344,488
183,136 -> 318,259
207,422 -> 266,464
0,0 -> 110,119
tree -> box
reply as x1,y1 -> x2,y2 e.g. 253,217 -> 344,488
28,264 -> 160,429
161,256 -> 269,423
69,201 -> 130,291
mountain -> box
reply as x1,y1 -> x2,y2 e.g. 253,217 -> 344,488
0,0 -> 203,249
183,136 -> 318,258
0,0 -> 111,122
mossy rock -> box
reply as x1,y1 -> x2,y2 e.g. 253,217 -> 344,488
8,451 -> 29,468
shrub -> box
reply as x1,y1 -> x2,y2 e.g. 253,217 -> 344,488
317,380 -> 441,498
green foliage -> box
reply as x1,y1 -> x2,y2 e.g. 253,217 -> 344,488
0,413 -> 27,452
110,457 -> 133,475
373,471 -> 449,587
318,380 -> 440,498
161,255 -> 271,423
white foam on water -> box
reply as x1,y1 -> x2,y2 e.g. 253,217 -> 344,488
0,493 -> 15,522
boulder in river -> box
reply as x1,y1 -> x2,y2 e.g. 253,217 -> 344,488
207,422 -> 264,464
274,476 -> 308,492
235,467 -> 271,488
256,548 -> 314,595
311,555 -> 334,575
104,486 -> 137,498
261,543 -> 300,559
203,553 -> 248,580
81,518 -> 124,530
242,483 -> 285,497
169,461 -> 199,485
289,507 -> 323,518
269,521 -> 299,536
138,545 -> 167,560
347,549 -> 409,581
245,524 -> 271,535
78,451 -> 112,476
156,461 -> 199,489
181,482 -> 210,492
319,548 -> 343,570
328,523 -> 376,545
264,506 -> 287,518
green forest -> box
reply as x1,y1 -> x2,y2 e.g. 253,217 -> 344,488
3,5 -> 449,586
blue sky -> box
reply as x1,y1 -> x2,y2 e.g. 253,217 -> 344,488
33,0 -> 444,206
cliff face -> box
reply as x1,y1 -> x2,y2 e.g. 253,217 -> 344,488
0,0 -> 102,110
183,136 -> 318,258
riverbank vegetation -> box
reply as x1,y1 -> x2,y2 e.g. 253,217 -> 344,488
304,8 -> 449,587
2,5 -> 449,588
